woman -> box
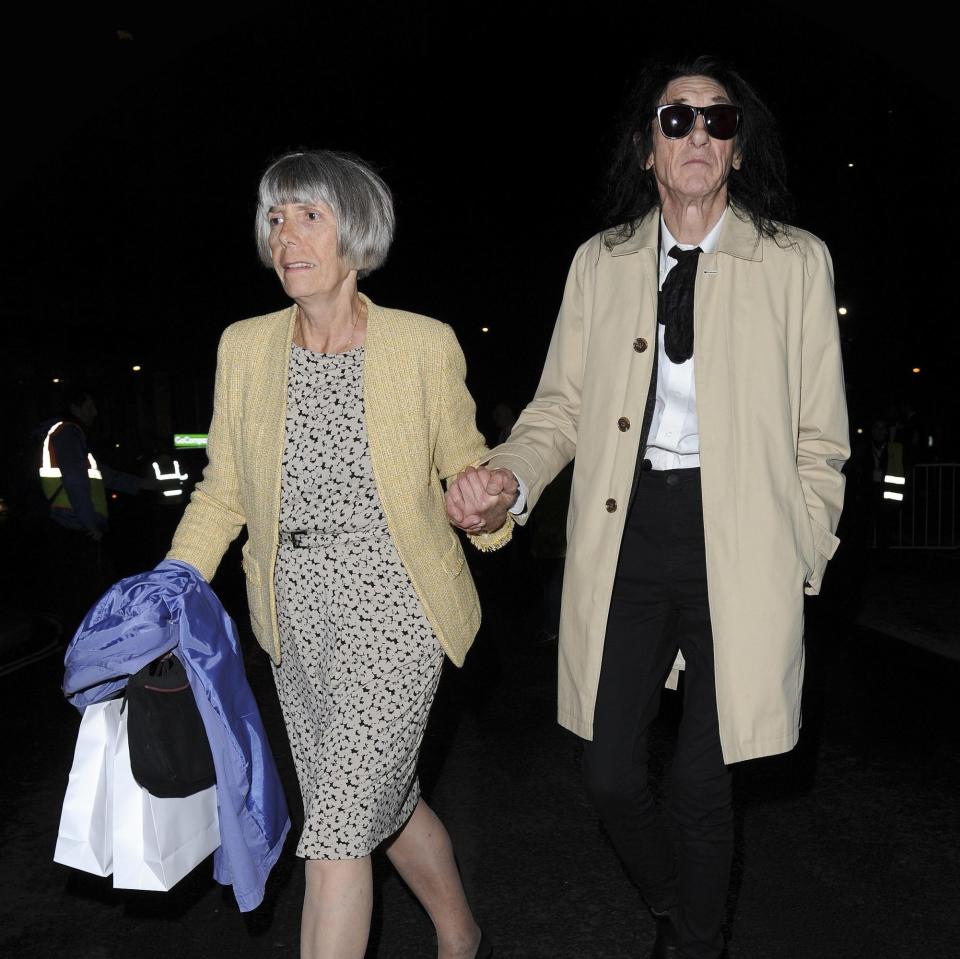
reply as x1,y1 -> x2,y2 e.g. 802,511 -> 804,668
168,150 -> 508,959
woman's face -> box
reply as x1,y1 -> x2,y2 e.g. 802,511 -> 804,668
266,200 -> 354,299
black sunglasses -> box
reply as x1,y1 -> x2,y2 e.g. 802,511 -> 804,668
654,103 -> 741,141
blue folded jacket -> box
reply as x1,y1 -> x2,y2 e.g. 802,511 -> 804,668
63,559 -> 290,912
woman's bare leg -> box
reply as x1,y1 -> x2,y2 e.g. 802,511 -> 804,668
384,799 -> 482,959
301,857 -> 373,959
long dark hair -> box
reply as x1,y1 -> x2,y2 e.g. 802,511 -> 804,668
603,55 -> 793,246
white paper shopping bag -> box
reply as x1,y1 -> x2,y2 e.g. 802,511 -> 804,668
54,699 -> 122,877
111,706 -> 220,891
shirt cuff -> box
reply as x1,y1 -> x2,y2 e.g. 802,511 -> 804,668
509,474 -> 528,515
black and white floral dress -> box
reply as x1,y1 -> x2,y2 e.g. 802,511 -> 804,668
272,343 -> 444,860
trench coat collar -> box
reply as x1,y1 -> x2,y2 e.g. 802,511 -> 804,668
605,204 -> 763,262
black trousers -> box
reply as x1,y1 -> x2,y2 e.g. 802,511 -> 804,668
45,520 -> 111,631
582,469 -> 732,959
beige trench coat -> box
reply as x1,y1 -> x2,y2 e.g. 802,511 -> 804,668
488,208 -> 849,764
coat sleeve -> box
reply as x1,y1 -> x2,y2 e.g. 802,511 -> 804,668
167,326 -> 247,581
485,242 -> 587,522
798,239 -> 850,595
433,322 -> 515,551
433,322 -> 490,481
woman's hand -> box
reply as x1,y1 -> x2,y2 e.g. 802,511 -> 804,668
445,466 -> 518,533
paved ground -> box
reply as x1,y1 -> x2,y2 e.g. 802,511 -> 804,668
1,545 -> 957,958
854,549 -> 960,661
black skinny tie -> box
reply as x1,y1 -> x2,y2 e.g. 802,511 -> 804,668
658,245 -> 701,364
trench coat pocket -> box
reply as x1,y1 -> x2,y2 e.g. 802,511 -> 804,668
804,517 -> 840,596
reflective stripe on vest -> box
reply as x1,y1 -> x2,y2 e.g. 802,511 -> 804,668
40,421 -> 109,518
882,441 -> 905,502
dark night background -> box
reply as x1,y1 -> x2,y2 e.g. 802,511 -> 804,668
1,5 -> 957,463
1,7 -> 960,959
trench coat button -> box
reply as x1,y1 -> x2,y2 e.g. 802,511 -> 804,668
633,337 -> 648,353
617,416 -> 630,432
605,498 -> 617,513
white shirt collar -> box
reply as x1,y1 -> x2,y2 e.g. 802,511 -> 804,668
659,208 -> 726,274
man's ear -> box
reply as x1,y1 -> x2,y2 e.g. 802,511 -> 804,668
633,131 -> 653,170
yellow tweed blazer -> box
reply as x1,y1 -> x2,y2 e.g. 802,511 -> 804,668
168,295 -> 505,667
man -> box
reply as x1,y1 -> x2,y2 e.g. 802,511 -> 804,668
37,388 -> 148,625
447,57 -> 848,959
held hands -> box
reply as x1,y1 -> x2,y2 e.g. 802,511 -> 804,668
446,466 -> 519,534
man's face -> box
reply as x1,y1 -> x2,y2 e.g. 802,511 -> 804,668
71,395 -> 97,427
646,75 -> 742,206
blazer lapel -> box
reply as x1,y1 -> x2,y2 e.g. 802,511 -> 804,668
247,305 -> 296,513
362,294 -> 396,505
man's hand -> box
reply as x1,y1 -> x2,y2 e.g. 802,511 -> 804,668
446,466 -> 519,533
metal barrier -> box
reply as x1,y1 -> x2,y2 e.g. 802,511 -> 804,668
891,463 -> 959,549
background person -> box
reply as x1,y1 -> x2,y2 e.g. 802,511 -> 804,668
36,387 -> 151,627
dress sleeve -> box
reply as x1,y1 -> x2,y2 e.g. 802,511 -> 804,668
433,322 -> 515,552
167,327 -> 247,581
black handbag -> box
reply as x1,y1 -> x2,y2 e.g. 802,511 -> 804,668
124,653 -> 216,798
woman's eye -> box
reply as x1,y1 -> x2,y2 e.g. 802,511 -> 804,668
306,210 -> 322,221
268,215 -> 283,227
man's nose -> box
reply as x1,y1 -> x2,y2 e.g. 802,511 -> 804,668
689,113 -> 710,145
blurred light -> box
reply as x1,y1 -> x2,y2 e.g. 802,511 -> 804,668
883,491 -> 904,502
132,364 -> 142,372
174,433 -> 207,449
884,474 -> 905,486
152,460 -> 188,482
912,367 -> 921,374
847,163 -> 855,168
163,490 -> 182,498
928,435 -> 934,447
115,443 -> 120,448
856,428 -> 863,434
481,327 -> 490,333
111,493 -> 118,500
52,377 -> 60,383
837,307 -> 848,316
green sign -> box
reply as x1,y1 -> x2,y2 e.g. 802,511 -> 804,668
174,434 -> 208,449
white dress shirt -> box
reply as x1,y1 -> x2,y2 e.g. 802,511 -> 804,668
645,211 -> 725,470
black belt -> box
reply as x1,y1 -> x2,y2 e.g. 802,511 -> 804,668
639,463 -> 701,488
278,529 -> 372,548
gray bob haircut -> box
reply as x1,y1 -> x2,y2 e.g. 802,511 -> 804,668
255,150 -> 395,277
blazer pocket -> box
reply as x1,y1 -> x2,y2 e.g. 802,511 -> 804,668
442,534 -> 466,578
240,541 -> 260,584
241,542 -> 264,627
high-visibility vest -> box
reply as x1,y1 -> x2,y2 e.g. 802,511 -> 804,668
883,441 -> 906,503
39,421 -> 108,520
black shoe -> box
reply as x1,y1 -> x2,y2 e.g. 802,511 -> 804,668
649,906 -> 680,959
474,929 -> 493,958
